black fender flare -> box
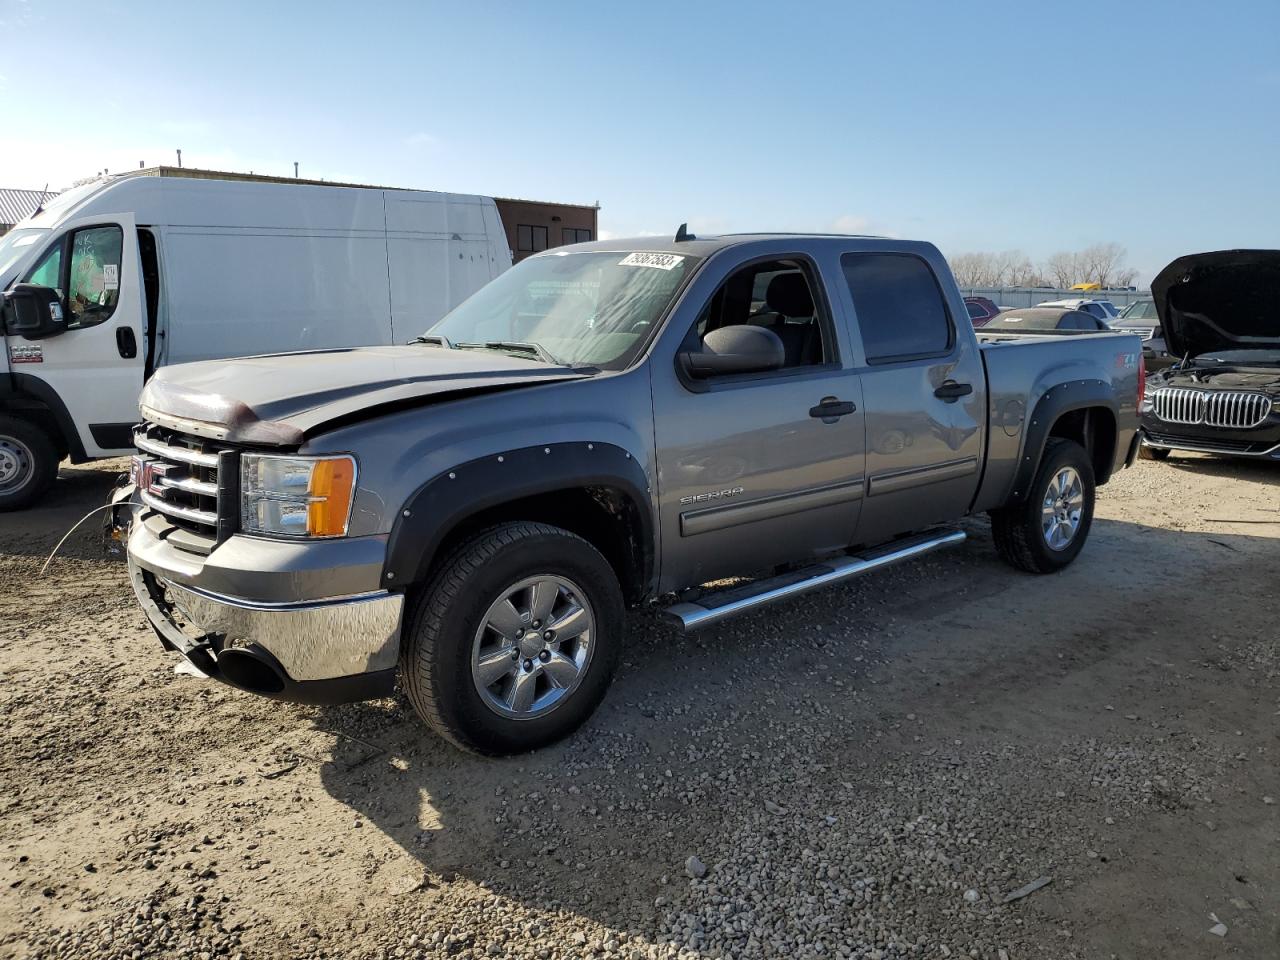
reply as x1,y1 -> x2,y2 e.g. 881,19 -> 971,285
0,372 -> 87,462
1006,379 -> 1118,506
383,441 -> 655,593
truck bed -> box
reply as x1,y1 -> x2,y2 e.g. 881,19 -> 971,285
973,330 -> 1143,513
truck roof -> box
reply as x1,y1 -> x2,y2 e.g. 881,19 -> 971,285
554,232 -> 934,261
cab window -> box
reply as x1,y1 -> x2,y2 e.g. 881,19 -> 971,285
22,224 -> 124,329
841,253 -> 953,363
690,258 -> 833,370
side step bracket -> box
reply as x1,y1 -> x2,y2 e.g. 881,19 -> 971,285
660,529 -> 965,632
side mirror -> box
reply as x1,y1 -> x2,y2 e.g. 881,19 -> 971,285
2,284 -> 66,340
680,325 -> 785,378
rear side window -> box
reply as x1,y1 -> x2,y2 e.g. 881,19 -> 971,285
841,253 -> 953,363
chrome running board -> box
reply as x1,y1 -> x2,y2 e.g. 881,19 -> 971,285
661,529 -> 966,632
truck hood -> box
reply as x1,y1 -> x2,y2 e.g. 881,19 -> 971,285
1151,250 -> 1280,359
138,345 -> 590,445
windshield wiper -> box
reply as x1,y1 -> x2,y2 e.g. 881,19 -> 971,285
409,334 -> 454,348
455,340 -> 559,364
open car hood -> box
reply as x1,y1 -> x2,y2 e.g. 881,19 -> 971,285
138,345 -> 589,445
1151,250 -> 1280,359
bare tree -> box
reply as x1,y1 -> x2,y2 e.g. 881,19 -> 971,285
1039,252 -> 1080,289
949,249 -> 1044,287
1078,242 -> 1129,287
949,252 -> 999,287
953,243 -> 1136,290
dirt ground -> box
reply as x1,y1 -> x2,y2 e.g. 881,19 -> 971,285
0,454 -> 1277,960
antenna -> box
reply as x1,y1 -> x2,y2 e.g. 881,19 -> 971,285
176,148 -> 182,168
294,162 -> 299,178
675,223 -> 696,242
32,183 -> 50,217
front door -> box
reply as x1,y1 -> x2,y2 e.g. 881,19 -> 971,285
652,253 -> 866,590
6,214 -> 145,455
835,251 -> 986,546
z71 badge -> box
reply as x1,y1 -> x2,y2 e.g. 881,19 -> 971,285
8,344 -> 43,364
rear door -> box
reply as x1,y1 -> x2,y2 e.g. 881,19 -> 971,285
8,214 -> 145,455
837,251 -> 986,546
651,250 -> 865,589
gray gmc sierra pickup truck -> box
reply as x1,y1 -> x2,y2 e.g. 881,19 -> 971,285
108,232 -> 1143,754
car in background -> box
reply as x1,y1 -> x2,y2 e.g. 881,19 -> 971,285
1112,298 -> 1175,369
1036,298 -> 1120,324
1139,250 -> 1280,461
981,306 -> 1113,334
963,295 -> 1000,327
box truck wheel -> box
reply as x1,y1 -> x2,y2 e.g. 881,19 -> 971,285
401,521 -> 624,755
0,416 -> 59,512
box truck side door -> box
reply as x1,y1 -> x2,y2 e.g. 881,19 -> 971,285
8,213 -> 145,456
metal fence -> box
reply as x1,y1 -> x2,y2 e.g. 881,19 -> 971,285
959,287 -> 1149,309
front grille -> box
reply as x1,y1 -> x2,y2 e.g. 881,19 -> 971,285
133,423 -> 237,547
1150,388 -> 1271,429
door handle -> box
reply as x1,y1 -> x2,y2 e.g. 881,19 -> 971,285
116,327 -> 137,359
809,397 -> 857,420
934,380 -> 972,401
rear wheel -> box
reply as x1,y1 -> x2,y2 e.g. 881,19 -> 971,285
0,416 -> 59,512
991,438 -> 1095,574
401,522 -> 624,755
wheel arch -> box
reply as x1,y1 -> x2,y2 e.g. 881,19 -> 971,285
0,373 -> 83,461
384,442 -> 656,605
1007,380 -> 1118,507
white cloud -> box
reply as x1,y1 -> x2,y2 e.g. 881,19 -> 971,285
830,214 -> 872,234
404,132 -> 441,150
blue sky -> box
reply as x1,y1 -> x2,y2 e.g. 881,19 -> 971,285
2,0 -> 1277,282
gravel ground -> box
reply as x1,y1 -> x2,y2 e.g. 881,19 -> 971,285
1,454 -> 1277,959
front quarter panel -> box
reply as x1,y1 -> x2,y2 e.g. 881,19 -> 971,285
301,370 -> 658,585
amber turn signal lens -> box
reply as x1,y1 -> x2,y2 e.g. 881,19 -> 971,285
307,457 -> 356,537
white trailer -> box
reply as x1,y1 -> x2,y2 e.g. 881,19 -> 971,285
0,169 -> 513,508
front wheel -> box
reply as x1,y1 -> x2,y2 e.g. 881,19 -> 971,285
0,416 -> 59,512
401,522 -> 624,755
990,438 -> 1096,574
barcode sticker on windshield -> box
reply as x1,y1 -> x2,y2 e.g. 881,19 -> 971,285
618,252 -> 684,270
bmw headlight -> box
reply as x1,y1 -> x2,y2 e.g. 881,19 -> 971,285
240,454 -> 356,538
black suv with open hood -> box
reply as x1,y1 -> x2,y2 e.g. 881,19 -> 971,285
1140,250 -> 1280,460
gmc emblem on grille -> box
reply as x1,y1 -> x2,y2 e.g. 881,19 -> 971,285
132,457 -> 171,496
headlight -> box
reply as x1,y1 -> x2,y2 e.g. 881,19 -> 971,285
240,454 -> 356,538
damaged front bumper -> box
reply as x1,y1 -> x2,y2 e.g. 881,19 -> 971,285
117,484 -> 402,704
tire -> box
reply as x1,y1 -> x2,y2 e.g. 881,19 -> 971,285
990,438 -> 1095,574
0,416 -> 59,512
401,521 -> 624,755
1138,443 -> 1170,461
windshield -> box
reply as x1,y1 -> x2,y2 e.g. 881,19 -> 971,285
1119,299 -> 1159,321
426,250 -> 698,369
0,228 -> 48,282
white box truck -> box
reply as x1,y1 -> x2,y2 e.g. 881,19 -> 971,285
0,169 -> 513,509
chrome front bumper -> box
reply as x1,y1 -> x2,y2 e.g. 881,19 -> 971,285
121,485 -> 403,703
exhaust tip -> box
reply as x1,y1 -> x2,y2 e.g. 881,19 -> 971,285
217,647 -> 286,695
